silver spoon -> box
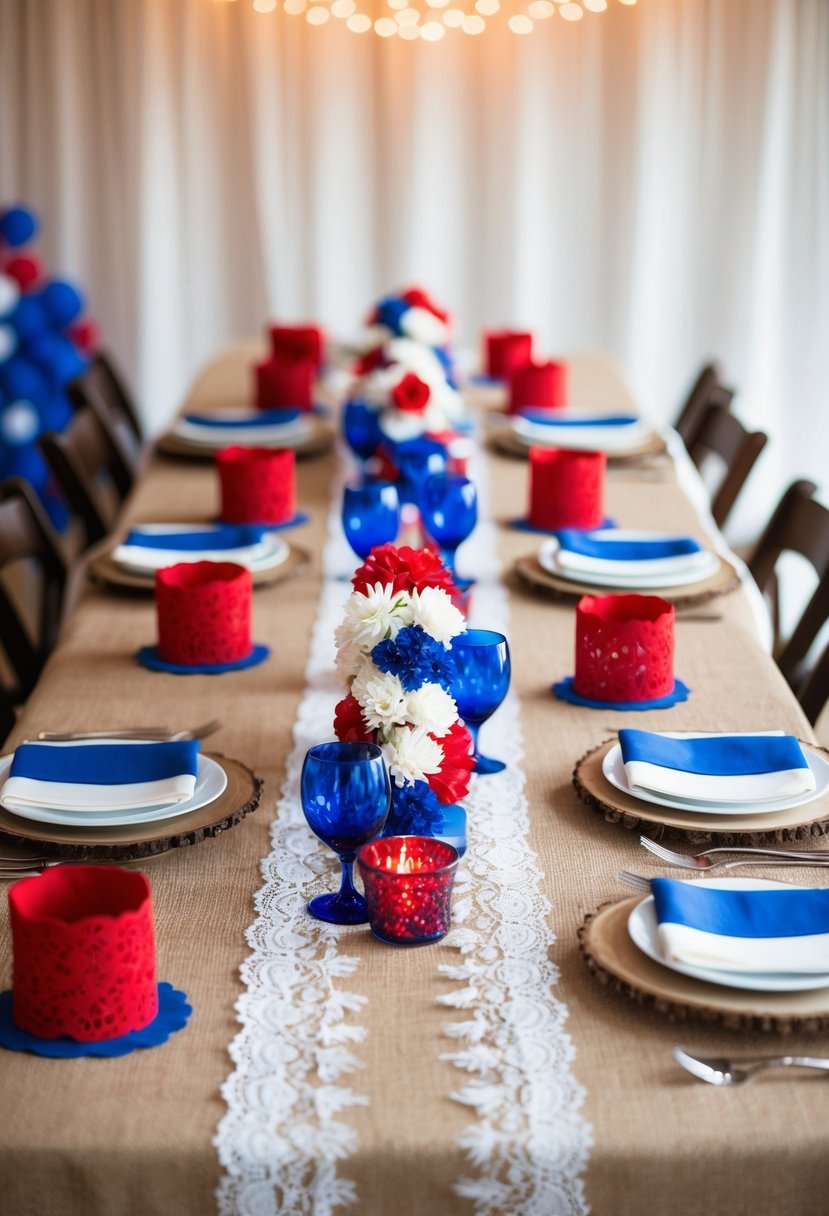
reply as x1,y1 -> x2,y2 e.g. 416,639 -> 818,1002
673,1046 -> 829,1085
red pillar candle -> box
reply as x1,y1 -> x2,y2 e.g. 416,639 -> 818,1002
254,354 -> 315,411
573,593 -> 675,703
357,836 -> 459,945
217,445 -> 296,526
269,324 -> 325,369
528,447 -> 606,530
508,360 -> 569,414
155,561 -> 252,666
483,330 -> 533,380
9,866 -> 157,1042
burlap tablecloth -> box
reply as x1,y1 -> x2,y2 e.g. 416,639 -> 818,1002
0,348 -> 826,1216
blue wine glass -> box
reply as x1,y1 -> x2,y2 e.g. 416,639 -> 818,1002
420,474 -> 478,579
450,629 -> 511,776
343,399 -> 383,469
300,741 -> 391,924
394,439 -> 447,506
342,481 -> 401,560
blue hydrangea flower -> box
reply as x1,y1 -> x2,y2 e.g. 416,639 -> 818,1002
372,625 -> 456,692
382,782 -> 448,837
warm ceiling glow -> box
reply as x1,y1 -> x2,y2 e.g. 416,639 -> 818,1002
227,0 -> 638,40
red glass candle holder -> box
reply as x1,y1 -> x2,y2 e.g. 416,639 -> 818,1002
217,444 -> 296,526
269,324 -> 324,369
357,836 -> 459,945
573,593 -> 675,703
8,866 -> 157,1042
528,446 -> 606,530
155,561 -> 252,666
483,330 -> 533,380
508,360 -> 568,414
255,354 -> 315,410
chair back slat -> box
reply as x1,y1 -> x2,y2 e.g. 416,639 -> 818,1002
688,403 -> 767,527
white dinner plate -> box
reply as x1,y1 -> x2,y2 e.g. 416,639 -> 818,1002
602,735 -> 829,815
171,412 -> 314,449
538,537 -> 721,589
0,752 -> 228,828
627,877 -> 829,992
112,528 -> 289,575
510,413 -> 653,453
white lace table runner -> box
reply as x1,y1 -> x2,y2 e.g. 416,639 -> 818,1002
215,439 -> 591,1214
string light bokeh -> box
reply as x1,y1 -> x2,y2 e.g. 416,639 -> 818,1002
216,0 -> 638,41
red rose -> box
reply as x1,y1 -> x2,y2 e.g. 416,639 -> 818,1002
333,695 -> 373,744
351,544 -> 458,598
427,722 -> 474,804
401,286 -> 451,328
392,373 -> 431,414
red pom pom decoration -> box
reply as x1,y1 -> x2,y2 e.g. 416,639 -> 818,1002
392,372 -> 431,414
155,561 -> 252,666
269,324 -> 324,368
484,330 -> 533,380
3,254 -> 42,291
508,360 -> 569,414
66,318 -> 101,353
8,866 -> 157,1042
573,593 -> 675,703
217,445 -> 296,526
528,447 -> 606,531
255,355 -> 315,411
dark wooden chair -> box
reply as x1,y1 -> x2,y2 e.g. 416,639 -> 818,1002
675,362 -> 726,445
0,688 -> 15,746
798,641 -> 829,727
66,352 -> 143,475
687,403 -> 768,527
39,401 -> 135,549
748,480 -> 829,699
0,477 -> 67,703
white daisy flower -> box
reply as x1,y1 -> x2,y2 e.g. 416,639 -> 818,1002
334,640 -> 367,683
336,583 -> 412,651
352,667 -> 410,732
405,683 -> 458,736
378,409 -> 427,443
382,725 -> 443,788
409,586 -> 465,645
385,339 -> 448,387
400,306 -> 450,348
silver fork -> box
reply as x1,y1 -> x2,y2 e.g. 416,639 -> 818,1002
35,718 -> 222,743
672,1046 -> 829,1086
617,863 -> 829,893
640,835 -> 829,871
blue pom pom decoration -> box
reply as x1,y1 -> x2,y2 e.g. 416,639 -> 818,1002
0,206 -> 38,249
42,279 -> 84,327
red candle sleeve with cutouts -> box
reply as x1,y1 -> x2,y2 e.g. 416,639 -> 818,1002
528,446 -> 605,530
508,360 -> 569,414
155,561 -> 252,666
254,354 -> 315,410
9,866 -> 157,1042
217,444 -> 296,526
573,593 -> 675,702
269,324 -> 324,368
483,330 -> 533,380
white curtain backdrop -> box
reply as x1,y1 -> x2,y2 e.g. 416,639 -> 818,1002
1,0 -> 827,540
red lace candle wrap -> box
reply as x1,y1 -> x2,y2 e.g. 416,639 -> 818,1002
358,837 -> 459,944
573,593 -> 675,702
528,446 -> 606,530
155,561 -> 252,665
254,354 -> 315,410
508,360 -> 569,414
217,444 -> 296,526
269,324 -> 324,369
484,331 -> 533,380
9,866 -> 157,1042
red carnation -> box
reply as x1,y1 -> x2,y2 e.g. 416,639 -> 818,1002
401,286 -> 451,327
392,373 -> 430,415
333,695 -> 373,744
353,348 -> 385,377
427,722 -> 474,804
351,544 -> 458,599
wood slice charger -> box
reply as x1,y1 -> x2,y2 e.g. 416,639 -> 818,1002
488,423 -> 668,463
156,415 -> 335,461
579,895 -> 829,1034
88,540 -> 311,594
514,552 -> 741,609
0,753 -> 263,861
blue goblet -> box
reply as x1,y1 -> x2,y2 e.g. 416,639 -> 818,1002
420,473 -> 478,580
393,438 -> 448,506
343,399 -> 383,470
450,629 -> 511,776
342,481 -> 401,560
300,741 -> 391,924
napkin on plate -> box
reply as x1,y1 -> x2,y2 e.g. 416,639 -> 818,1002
183,407 -> 301,428
1,740 -> 200,812
651,877 -> 829,973
619,730 -> 816,802
553,529 -> 709,578
113,524 -> 270,571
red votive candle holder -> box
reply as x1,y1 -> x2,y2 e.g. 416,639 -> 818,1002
528,446 -> 606,530
255,354 -> 315,410
8,866 -> 157,1042
573,593 -> 676,703
269,323 -> 325,369
508,359 -> 569,414
484,330 -> 533,380
217,444 -> 296,526
357,836 -> 459,945
155,561 -> 252,666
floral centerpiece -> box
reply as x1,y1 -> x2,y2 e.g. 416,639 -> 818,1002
333,544 -> 474,840
355,284 -> 457,386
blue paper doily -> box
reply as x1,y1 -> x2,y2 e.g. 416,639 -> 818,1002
552,676 -> 691,711
136,643 -> 270,676
0,983 -> 192,1058
509,517 -> 616,536
468,374 -> 504,387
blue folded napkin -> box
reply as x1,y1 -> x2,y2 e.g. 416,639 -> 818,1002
520,411 -> 639,427
184,408 -> 301,428
124,525 -> 267,552
619,730 -> 815,802
651,877 -> 829,973
555,530 -> 701,561
3,740 -> 200,811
